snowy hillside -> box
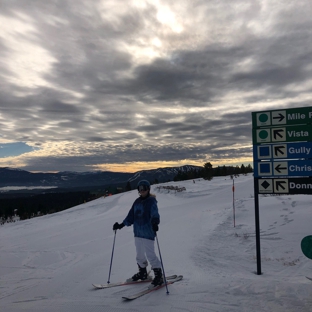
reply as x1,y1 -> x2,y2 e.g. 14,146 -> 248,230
1,174 -> 312,312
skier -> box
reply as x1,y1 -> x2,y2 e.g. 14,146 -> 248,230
113,180 -> 164,288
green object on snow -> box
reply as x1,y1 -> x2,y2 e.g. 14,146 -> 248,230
301,235 -> 312,260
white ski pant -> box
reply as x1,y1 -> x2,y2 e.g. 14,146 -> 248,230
134,237 -> 161,270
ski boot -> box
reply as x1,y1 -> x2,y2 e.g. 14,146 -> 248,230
127,264 -> 148,282
148,268 -> 164,289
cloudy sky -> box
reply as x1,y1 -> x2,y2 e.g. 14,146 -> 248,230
0,0 -> 311,173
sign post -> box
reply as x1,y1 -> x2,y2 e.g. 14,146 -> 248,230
251,106 -> 312,275
253,177 -> 261,275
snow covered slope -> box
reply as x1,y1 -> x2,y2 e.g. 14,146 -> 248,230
1,174 -> 312,312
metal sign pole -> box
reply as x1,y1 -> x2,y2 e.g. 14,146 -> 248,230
254,178 -> 262,275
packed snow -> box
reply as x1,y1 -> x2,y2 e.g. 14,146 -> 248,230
1,174 -> 312,312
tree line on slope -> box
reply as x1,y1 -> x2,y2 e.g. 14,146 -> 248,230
0,187 -> 121,224
173,163 -> 253,181
0,191 -> 93,224
1,163 -> 253,224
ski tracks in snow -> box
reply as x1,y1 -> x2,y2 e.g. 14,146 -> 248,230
0,249 -> 88,304
188,192 -> 312,312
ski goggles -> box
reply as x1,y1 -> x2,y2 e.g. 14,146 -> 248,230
138,185 -> 149,192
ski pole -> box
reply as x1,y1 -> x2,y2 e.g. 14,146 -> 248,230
155,233 -> 169,294
107,230 -> 117,284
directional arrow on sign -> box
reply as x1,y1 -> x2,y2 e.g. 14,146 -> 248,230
275,164 -> 287,173
272,113 -> 285,123
275,180 -> 287,191
273,129 -> 284,140
274,145 -> 286,157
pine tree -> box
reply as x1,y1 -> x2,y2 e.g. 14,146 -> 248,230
125,181 -> 131,191
203,162 -> 213,180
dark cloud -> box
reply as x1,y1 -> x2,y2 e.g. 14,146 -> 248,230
20,142 -> 253,172
0,0 -> 311,171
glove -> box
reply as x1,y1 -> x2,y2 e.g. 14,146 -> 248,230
113,222 -> 125,231
152,223 -> 159,232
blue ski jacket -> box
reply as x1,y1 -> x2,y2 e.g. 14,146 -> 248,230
123,194 -> 160,241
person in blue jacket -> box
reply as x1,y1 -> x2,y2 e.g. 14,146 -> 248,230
113,180 -> 163,288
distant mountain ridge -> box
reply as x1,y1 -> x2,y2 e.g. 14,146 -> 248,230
0,165 -> 203,188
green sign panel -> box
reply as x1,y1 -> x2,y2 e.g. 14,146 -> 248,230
252,124 -> 312,144
252,106 -> 312,128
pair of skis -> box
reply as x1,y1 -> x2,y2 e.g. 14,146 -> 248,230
93,274 -> 183,300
